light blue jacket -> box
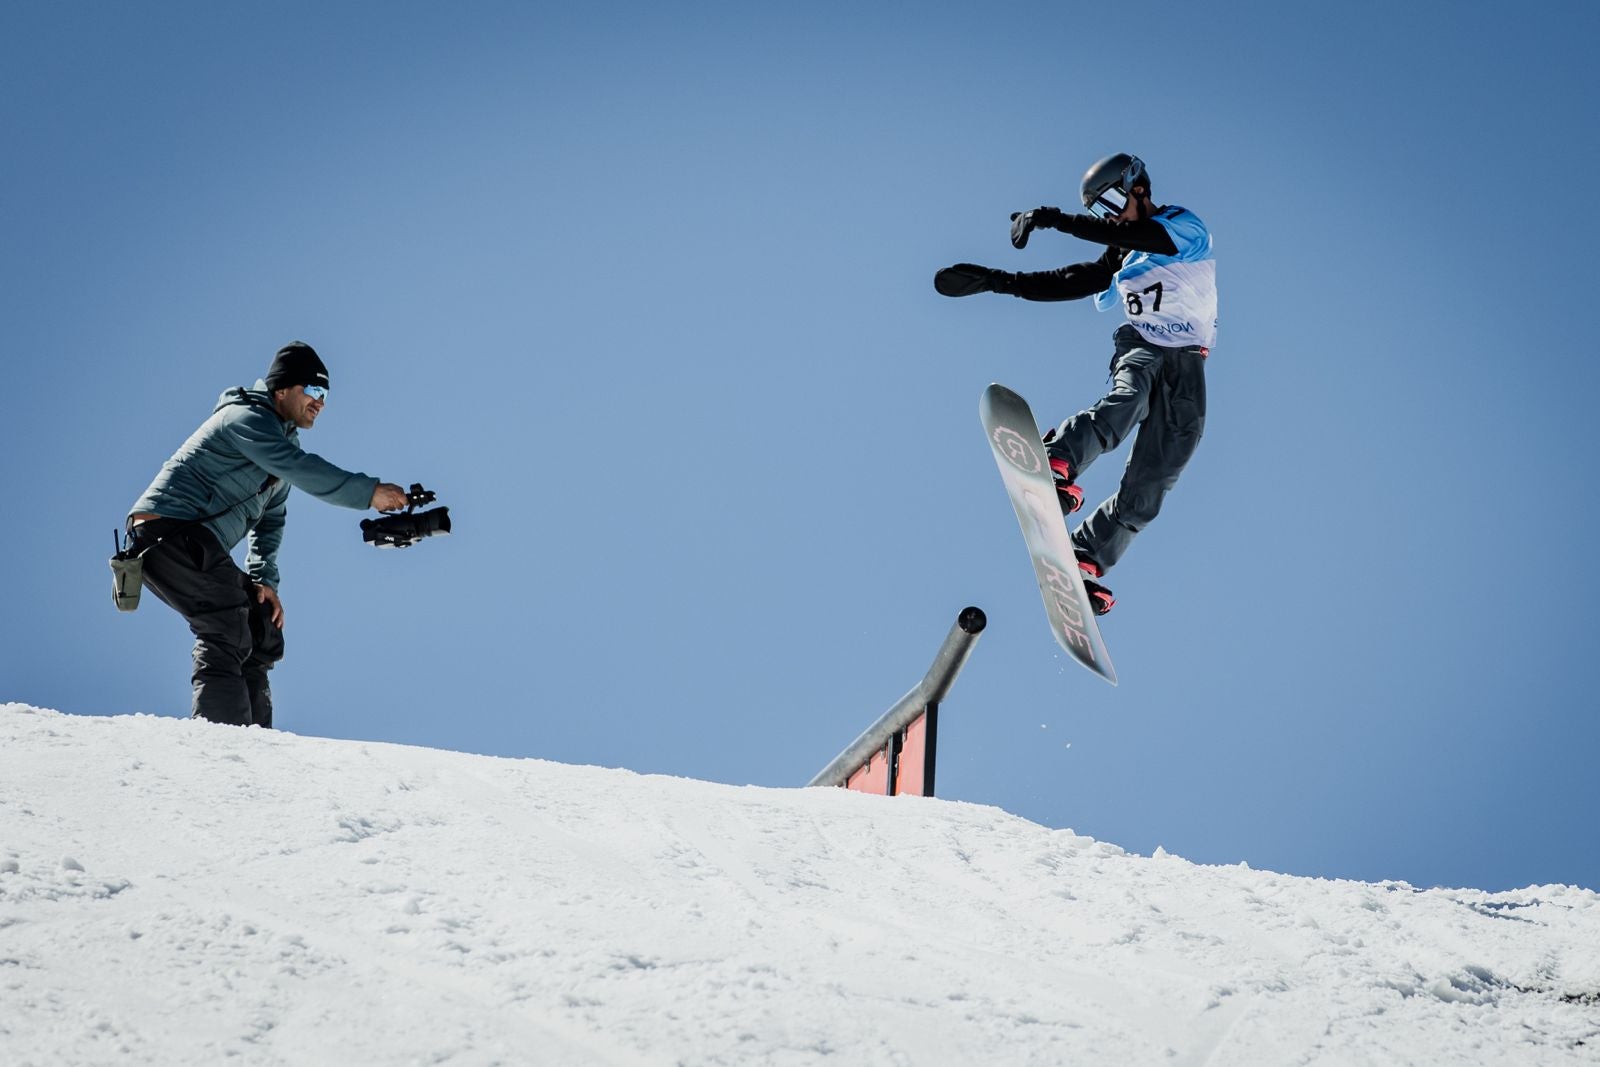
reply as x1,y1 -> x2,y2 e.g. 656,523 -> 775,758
130,381 -> 379,588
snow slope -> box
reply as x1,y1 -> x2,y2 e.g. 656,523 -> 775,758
2,704 -> 1596,1066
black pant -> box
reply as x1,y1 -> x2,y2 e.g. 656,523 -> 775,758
130,519 -> 284,727
1046,325 -> 1207,573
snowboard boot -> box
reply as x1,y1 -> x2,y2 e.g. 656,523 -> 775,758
1048,458 -> 1084,515
1076,555 -> 1115,617
1042,428 -> 1084,515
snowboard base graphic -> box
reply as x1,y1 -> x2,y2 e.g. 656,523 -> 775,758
981,383 -> 1117,686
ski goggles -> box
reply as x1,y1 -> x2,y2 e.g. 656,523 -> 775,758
1086,187 -> 1129,219
303,384 -> 329,402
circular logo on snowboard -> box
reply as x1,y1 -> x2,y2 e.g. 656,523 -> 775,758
992,426 -> 1043,474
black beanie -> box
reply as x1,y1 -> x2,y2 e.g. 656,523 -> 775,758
264,341 -> 330,394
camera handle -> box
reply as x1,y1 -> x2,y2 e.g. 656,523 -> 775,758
402,483 -> 436,512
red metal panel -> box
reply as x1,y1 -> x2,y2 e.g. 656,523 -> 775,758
845,748 -> 891,795
895,712 -> 929,797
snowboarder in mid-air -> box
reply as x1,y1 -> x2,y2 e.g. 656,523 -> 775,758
937,153 -> 1217,615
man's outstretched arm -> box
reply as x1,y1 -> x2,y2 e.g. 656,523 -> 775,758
936,246 -> 1119,302
1012,208 -> 1178,256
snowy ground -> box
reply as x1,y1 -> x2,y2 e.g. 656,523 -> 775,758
2,704 -> 1596,1065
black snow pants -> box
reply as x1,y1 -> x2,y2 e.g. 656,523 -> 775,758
129,518 -> 284,727
1045,325 -> 1207,574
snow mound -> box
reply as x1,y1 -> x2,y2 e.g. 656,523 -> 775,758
2,703 -> 1597,1065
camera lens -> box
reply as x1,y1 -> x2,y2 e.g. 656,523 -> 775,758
417,507 -> 450,537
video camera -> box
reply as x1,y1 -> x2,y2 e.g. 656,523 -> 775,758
361,484 -> 452,549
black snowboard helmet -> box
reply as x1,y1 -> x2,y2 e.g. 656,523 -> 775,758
1081,153 -> 1150,219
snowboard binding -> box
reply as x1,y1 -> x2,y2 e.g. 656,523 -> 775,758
1076,555 -> 1115,616
1048,458 -> 1084,515
1041,429 -> 1084,515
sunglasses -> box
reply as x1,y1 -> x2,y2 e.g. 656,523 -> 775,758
302,384 -> 329,402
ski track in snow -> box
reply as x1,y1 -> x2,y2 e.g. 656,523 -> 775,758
1,703 -> 1597,1065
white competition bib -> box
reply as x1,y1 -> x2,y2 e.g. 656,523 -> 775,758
1095,206 -> 1218,350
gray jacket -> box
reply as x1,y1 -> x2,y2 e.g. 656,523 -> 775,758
130,381 -> 379,588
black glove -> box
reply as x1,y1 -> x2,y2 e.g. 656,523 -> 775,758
934,263 -> 1014,297
1009,206 -> 1068,250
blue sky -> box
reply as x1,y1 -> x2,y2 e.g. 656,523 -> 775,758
4,1 -> 1597,893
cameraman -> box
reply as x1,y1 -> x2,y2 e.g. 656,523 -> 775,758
124,341 -> 407,727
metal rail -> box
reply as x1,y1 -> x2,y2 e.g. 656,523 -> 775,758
806,606 -> 986,789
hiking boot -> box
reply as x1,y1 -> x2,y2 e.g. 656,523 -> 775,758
1076,555 -> 1115,616
1049,457 -> 1084,515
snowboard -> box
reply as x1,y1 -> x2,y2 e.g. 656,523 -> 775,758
980,383 -> 1117,686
